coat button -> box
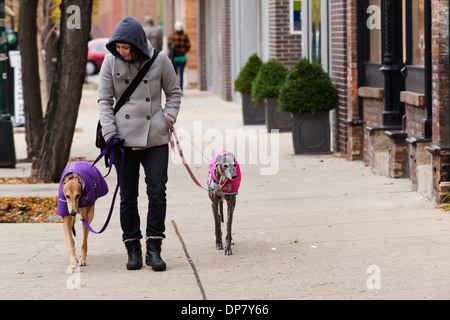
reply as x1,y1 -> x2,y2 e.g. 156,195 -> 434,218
146,97 -> 150,102
126,98 -> 130,102
116,73 -> 120,76
146,115 -> 151,120
125,114 -> 130,119
125,80 -> 129,84
143,80 -> 148,84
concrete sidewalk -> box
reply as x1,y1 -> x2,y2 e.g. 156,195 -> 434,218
1,84 -> 450,300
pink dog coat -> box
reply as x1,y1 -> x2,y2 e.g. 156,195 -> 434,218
207,151 -> 241,195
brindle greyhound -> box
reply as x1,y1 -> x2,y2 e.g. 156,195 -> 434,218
207,152 -> 241,255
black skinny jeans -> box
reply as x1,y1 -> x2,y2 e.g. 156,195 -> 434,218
113,144 -> 169,242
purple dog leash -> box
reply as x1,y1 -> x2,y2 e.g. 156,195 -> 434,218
80,138 -> 124,234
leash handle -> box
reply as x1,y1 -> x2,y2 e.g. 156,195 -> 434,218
82,138 -> 124,234
163,113 -> 208,192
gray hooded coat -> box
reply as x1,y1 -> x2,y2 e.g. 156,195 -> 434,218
98,17 -> 181,149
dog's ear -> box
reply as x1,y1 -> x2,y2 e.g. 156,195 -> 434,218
232,155 -> 237,166
62,173 -> 74,186
216,154 -> 224,164
62,173 -> 84,189
76,175 -> 84,189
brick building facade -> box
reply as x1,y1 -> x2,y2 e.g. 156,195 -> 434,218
268,1 -> 302,67
91,0 -> 449,202
336,0 -> 450,202
195,0 -> 449,202
92,0 -> 160,39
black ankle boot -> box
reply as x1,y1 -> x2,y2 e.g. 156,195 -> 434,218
124,239 -> 143,270
146,238 -> 166,271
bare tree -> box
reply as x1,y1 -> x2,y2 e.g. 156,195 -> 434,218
30,0 -> 93,182
18,0 -> 44,161
41,0 -> 60,98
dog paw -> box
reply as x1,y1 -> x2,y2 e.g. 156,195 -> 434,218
70,259 -> 78,268
79,261 -> 87,267
224,247 -> 233,255
215,243 -> 223,250
69,264 -> 78,271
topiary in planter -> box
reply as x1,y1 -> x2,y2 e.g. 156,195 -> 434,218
234,54 -> 265,125
278,57 -> 337,114
251,59 -> 291,131
234,53 -> 263,94
279,58 -> 338,154
251,59 -> 288,104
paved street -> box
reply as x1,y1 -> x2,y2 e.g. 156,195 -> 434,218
1,82 -> 450,301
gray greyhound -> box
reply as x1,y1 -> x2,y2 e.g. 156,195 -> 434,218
207,151 -> 241,255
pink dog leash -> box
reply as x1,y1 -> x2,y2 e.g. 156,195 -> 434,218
164,113 -> 209,192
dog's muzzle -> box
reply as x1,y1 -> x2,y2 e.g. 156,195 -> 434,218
69,211 -> 77,217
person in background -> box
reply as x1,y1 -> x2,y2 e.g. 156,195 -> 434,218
168,21 -> 191,91
143,15 -> 163,51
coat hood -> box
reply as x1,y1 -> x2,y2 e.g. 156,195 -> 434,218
106,16 -> 151,60
57,161 -> 109,217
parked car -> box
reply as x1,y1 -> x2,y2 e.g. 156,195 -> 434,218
86,38 -> 109,76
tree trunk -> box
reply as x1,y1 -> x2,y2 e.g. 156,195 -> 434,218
18,0 -> 44,161
42,0 -> 59,98
30,0 -> 93,182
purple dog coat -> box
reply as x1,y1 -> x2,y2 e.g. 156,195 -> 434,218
207,151 -> 241,195
57,161 -> 109,217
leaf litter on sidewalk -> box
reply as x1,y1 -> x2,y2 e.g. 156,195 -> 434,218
0,178 -> 59,223
0,197 -> 59,223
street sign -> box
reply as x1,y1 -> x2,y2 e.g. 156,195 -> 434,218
8,50 -> 24,125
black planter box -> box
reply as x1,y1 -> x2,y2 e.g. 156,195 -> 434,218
265,98 -> 292,132
242,93 -> 265,125
292,111 -> 331,154
0,118 -> 16,168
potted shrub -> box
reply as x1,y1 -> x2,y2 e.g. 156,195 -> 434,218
279,58 -> 338,154
251,59 -> 291,132
234,53 -> 265,125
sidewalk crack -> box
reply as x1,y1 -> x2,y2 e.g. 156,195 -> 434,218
171,219 -> 207,300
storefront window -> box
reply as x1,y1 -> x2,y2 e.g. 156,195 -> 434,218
367,0 -> 382,63
412,0 -> 425,66
403,0 -> 425,67
290,0 -> 302,34
311,0 -> 321,64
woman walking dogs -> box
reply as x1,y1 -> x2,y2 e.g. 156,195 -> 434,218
98,17 -> 181,271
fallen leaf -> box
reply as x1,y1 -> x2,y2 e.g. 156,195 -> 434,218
311,282 -> 333,288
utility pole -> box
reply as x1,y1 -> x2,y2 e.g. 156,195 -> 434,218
0,0 -> 16,168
